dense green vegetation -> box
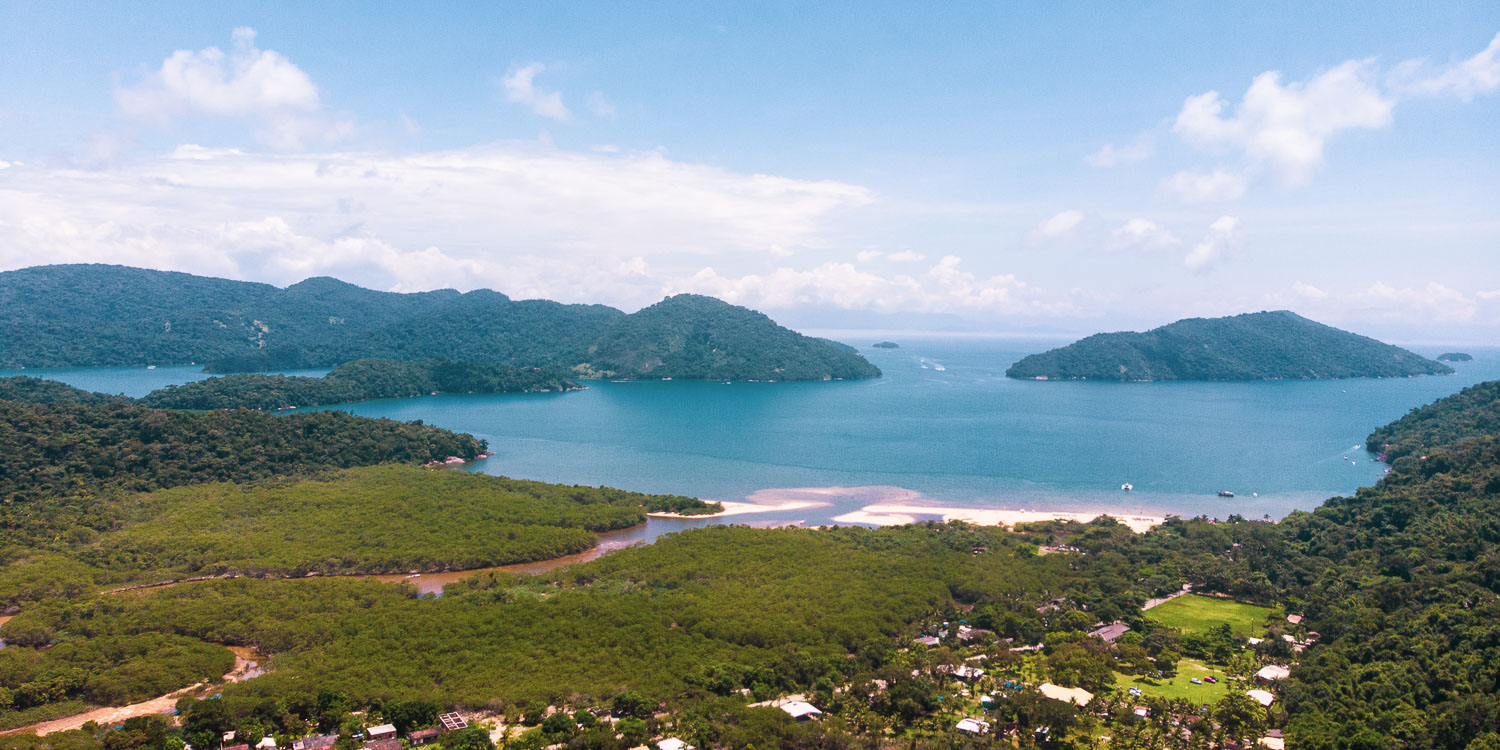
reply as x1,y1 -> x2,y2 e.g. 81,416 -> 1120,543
0,378 -> 129,406
1366,379 -> 1500,460
0,265 -> 879,383
0,633 -> 233,719
1006,310 -> 1452,381
584,295 -> 882,381
1436,352 -> 1473,362
871,341 -> 899,349
139,360 -> 577,410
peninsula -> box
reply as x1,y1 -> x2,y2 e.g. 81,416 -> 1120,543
1006,310 -> 1452,381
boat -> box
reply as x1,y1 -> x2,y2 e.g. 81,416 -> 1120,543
1218,490 -> 1235,498
146,365 -> 156,370
1121,483 -> 1133,491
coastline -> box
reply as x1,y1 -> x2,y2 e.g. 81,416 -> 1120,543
832,504 -> 1164,533
647,498 -> 832,519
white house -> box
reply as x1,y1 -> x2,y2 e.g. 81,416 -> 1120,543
1247,689 -> 1275,707
955,718 -> 990,735
953,665 -> 985,680
256,738 -> 276,750
657,739 -> 694,750
780,701 -> 822,721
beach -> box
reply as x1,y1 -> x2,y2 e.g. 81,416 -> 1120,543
832,504 -> 1164,533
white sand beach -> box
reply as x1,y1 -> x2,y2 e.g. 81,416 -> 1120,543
648,498 -> 831,519
835,504 -> 1164,533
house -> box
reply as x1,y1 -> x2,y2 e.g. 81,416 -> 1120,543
1286,614 -> 1303,625
1088,623 -> 1131,643
222,733 -> 237,747
365,725 -> 397,741
407,729 -> 441,746
912,635 -> 940,647
438,713 -> 468,731
363,740 -> 401,750
224,745 -> 249,750
780,701 -> 822,721
1245,637 -> 1264,647
955,718 -> 990,735
1247,689 -> 1275,707
957,626 -> 995,643
1132,706 -> 1150,718
657,739 -> 694,750
291,735 -> 338,750
1259,729 -> 1285,750
953,665 -> 985,680
256,738 -> 277,750
1038,683 -> 1094,707
1255,665 -> 1290,683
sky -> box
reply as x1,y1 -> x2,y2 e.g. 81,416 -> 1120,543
1,2 -> 1497,341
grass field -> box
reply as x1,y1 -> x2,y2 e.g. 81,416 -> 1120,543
1145,594 -> 1275,637
1114,659 -> 1233,704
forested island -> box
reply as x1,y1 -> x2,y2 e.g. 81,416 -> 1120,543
872,341 -> 900,349
1005,310 -> 1452,381
0,265 -> 879,383
3,370 -> 1499,748
138,359 -> 578,410
1437,351 -> 1473,362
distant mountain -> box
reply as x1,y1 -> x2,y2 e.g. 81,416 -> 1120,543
584,294 -> 881,381
0,265 -> 879,382
1005,311 -> 1453,382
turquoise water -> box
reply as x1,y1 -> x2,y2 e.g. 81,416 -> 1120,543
7,339 -> 1497,526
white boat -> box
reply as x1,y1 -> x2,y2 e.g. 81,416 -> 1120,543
1121,483 -> 1133,491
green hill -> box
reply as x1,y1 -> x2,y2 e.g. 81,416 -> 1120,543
1005,311 -> 1451,381
584,294 -> 883,381
0,265 -> 879,382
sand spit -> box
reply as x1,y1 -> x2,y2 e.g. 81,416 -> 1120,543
835,504 -> 1164,533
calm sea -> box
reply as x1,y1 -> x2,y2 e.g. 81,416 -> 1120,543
8,338 -> 1495,533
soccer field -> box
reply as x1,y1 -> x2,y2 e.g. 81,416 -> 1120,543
1146,594 -> 1275,637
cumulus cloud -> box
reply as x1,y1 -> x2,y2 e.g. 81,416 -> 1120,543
1292,281 -> 1328,300
115,27 -> 351,149
1161,169 -> 1249,203
502,63 -> 573,121
1183,216 -> 1241,271
586,91 -> 618,119
1174,60 -> 1394,185
0,143 -> 874,309
1108,218 -> 1179,250
1030,210 -> 1084,240
673,256 -> 1067,315
1391,32 -> 1500,100
1085,133 -> 1154,167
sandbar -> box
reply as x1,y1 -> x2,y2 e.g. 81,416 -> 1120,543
842,504 -> 1164,533
648,498 -> 831,519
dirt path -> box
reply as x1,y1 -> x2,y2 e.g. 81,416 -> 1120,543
1142,583 -> 1193,611
1,648 -> 265,736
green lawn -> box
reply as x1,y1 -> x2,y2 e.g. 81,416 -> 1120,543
1145,594 -> 1275,637
1114,659 -> 1233,704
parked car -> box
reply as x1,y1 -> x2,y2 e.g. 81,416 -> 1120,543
1205,676 -> 1218,683
1189,678 -> 1203,684
1128,687 -> 1142,697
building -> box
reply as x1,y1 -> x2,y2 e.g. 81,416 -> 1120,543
955,718 -> 990,735
1038,683 -> 1094,707
255,738 -> 276,750
1286,614 -> 1303,625
780,701 -> 822,721
291,735 -> 338,750
438,713 -> 468,732
365,726 -> 397,741
407,729 -> 441,746
1255,665 -> 1291,683
1247,689 -> 1275,707
1258,729 -> 1285,750
363,740 -> 401,750
657,739 -> 694,750
953,665 -> 985,680
912,635 -> 940,647
1088,623 -> 1131,643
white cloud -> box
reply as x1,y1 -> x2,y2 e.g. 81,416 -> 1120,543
502,63 -> 573,121
1085,133 -> 1154,167
1478,289 -> 1500,301
0,142 -> 874,309
674,256 -> 1067,315
1183,216 -> 1241,271
1030,210 -> 1084,240
1391,32 -> 1500,100
115,27 -> 350,150
1108,218 -> 1179,250
1361,281 -> 1477,322
1161,169 -> 1249,203
587,91 -> 618,119
1292,281 -> 1328,300
886,250 -> 926,262
1174,60 -> 1393,185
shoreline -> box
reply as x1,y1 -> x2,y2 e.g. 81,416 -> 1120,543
646,498 -> 832,520
832,504 -> 1165,533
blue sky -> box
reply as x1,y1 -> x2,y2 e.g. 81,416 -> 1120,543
1,2 -> 1497,340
